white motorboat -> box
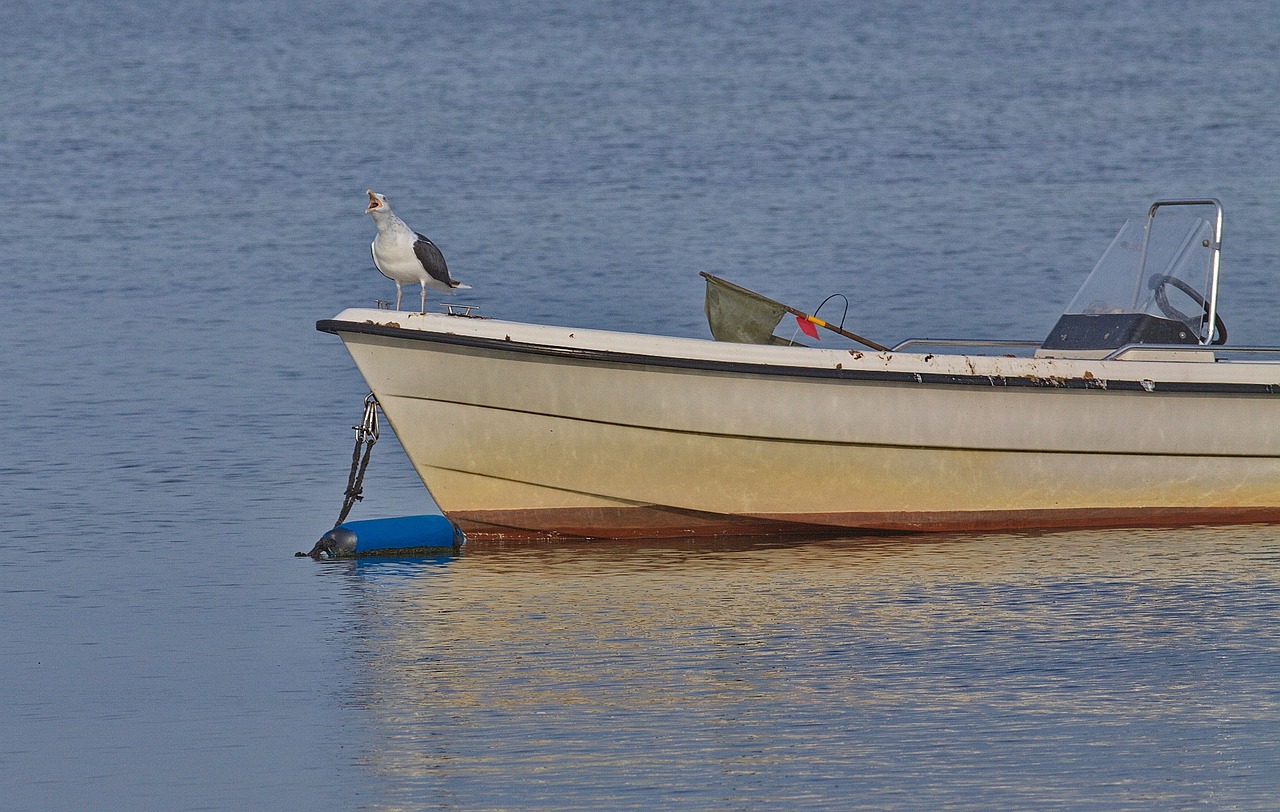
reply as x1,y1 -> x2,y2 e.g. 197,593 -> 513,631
320,199 -> 1280,540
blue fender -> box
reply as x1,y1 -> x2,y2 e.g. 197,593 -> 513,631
309,514 -> 465,557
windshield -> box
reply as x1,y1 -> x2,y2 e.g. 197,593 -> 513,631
1063,206 -> 1217,334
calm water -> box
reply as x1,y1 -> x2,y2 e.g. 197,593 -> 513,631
4,0 -> 1280,808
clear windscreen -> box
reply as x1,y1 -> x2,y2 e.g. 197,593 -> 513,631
1063,210 -> 1215,332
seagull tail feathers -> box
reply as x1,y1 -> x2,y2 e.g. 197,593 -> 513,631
452,283 -> 473,290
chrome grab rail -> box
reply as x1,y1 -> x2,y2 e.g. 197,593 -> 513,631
881,339 -> 1280,361
1140,199 -> 1224,345
1105,343 -> 1280,361
890,338 -> 1041,352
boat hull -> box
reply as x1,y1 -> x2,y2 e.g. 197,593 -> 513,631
321,310 -> 1280,540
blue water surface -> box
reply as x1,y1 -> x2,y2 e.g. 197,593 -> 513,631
3,1 -> 1280,809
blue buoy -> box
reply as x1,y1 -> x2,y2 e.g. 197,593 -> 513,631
302,514 -> 465,558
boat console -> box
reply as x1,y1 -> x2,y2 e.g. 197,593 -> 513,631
1037,199 -> 1225,360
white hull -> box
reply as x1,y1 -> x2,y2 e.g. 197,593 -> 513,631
321,309 -> 1280,540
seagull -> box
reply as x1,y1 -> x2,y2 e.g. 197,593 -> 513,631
365,190 -> 469,312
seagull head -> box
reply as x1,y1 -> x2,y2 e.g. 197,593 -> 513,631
365,189 -> 390,216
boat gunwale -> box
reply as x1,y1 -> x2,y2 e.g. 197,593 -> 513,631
318,317 -> 1280,396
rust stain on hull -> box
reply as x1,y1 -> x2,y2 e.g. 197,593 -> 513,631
452,506 -> 831,542
450,504 -> 1280,542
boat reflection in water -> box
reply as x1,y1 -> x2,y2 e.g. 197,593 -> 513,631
329,527 -> 1280,808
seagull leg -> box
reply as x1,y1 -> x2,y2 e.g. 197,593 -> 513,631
395,282 -> 403,311
420,282 -> 427,314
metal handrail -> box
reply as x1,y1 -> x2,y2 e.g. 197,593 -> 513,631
883,339 -> 1280,361
890,338 -> 1041,352
1142,199 -> 1224,345
1105,343 -> 1280,362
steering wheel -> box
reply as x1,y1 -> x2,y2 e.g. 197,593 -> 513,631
1148,274 -> 1227,345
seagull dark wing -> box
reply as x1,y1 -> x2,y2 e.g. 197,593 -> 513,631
412,233 -> 454,286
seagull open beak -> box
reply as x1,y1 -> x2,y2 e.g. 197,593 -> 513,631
366,190 -> 382,212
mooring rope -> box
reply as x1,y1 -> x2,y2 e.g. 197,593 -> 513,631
335,392 -> 380,527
